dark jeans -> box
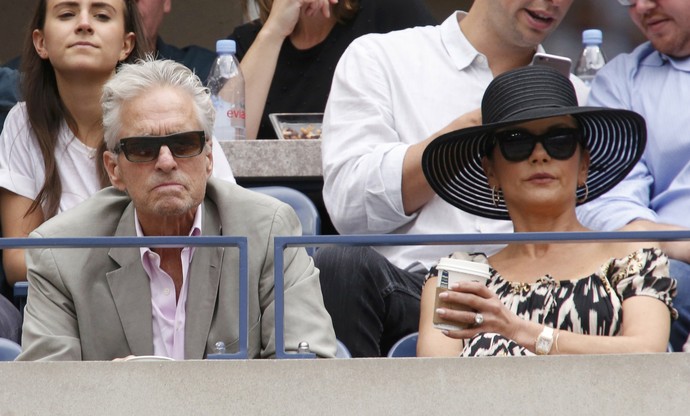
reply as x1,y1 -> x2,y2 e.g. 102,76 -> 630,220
0,294 -> 21,344
314,246 -> 425,357
669,259 -> 690,352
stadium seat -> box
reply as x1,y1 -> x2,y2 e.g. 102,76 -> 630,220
387,332 -> 418,358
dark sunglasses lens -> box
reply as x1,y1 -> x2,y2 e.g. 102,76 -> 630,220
119,132 -> 204,162
496,129 -> 581,161
543,130 -> 580,160
497,131 -> 535,161
168,133 -> 204,158
123,138 -> 159,162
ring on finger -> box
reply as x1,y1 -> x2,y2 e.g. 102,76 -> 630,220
474,312 -> 484,326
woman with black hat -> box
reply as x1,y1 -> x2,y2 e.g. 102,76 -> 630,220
417,66 -> 677,356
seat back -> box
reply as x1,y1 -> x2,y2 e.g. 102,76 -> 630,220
387,332 -> 418,358
249,186 -> 321,236
335,339 -> 352,359
0,337 -> 21,361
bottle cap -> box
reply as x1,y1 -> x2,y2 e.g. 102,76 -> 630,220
582,29 -> 603,46
216,39 -> 236,54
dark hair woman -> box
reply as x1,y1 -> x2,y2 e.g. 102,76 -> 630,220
418,66 -> 677,356
0,0 -> 146,286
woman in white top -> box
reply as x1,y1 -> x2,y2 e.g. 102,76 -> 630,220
0,0 -> 233,287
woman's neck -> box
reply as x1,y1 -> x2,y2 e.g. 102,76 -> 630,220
55,72 -> 111,148
290,13 -> 337,50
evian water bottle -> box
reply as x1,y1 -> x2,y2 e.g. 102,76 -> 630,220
574,29 -> 607,87
207,39 -> 246,140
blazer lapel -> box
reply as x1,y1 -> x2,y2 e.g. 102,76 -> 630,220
184,200 -> 224,359
106,205 -> 155,356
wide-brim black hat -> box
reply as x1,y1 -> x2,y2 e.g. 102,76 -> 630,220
422,65 -> 646,221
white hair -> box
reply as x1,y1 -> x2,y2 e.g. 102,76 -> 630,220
101,56 -> 214,149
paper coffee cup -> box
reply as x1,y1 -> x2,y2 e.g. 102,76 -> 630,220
432,257 -> 490,331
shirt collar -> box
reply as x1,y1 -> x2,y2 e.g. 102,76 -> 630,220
665,54 -> 690,72
135,204 -> 204,256
440,11 -> 545,72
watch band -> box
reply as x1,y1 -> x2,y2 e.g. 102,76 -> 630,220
535,326 -> 554,355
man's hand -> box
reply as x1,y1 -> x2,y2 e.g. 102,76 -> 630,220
402,109 -> 483,214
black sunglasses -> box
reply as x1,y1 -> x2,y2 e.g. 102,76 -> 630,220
491,127 -> 584,162
115,131 -> 206,163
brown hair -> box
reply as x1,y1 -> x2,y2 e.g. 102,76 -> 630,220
250,0 -> 360,24
20,0 -> 147,219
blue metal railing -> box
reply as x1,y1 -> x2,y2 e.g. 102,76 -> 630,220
0,236 -> 249,359
273,230 -> 690,358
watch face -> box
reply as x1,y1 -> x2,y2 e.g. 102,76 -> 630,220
536,338 -> 551,354
536,327 -> 554,355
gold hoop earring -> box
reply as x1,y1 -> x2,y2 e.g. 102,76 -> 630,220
492,186 -> 502,207
577,183 -> 589,203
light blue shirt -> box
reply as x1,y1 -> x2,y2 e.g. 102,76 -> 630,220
578,42 -> 690,230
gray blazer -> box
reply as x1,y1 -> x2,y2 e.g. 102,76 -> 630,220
18,178 -> 336,360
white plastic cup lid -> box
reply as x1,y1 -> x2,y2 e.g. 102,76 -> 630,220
436,257 -> 490,277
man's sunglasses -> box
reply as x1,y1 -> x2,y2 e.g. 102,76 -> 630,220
114,131 -> 207,163
491,128 -> 584,162
617,0 -> 636,6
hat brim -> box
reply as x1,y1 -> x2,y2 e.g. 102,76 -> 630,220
422,107 -> 647,221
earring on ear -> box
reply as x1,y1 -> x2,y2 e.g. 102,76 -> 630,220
577,182 -> 589,204
491,186 -> 502,207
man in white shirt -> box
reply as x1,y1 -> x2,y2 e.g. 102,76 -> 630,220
318,0 -> 585,357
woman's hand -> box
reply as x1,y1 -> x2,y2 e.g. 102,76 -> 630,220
263,0 -> 338,39
435,281 -> 527,341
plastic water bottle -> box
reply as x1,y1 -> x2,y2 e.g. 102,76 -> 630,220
574,29 -> 607,86
207,39 -> 246,140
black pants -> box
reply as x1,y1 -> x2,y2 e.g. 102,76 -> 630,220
314,246 -> 425,357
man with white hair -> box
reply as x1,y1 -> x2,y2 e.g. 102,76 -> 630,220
18,59 -> 335,360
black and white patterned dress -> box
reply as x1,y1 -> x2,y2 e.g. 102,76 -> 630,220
427,248 -> 678,356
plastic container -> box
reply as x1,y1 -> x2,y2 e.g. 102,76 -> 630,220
207,39 -> 246,140
432,257 -> 490,331
574,29 -> 607,86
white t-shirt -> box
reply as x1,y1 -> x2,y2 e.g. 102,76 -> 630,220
322,12 -> 589,269
0,102 -> 235,217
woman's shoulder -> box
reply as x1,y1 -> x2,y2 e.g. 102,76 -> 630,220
602,246 -> 668,279
1,102 -> 33,146
228,20 -> 262,58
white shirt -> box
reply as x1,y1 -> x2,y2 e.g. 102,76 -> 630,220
322,12 -> 589,269
0,102 -> 235,217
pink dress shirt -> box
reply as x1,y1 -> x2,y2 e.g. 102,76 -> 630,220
135,207 -> 202,360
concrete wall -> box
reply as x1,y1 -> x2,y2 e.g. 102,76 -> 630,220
1,354 -> 689,415
2,1 -> 645,65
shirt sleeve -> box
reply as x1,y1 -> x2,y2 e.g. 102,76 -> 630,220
321,36 -> 416,235
609,248 -> 677,319
0,103 -> 43,201
576,57 -> 659,230
210,135 -> 236,184
259,203 -> 337,358
17,242 -> 83,361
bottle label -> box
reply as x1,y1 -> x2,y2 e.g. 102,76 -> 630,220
223,107 -> 246,128
212,98 -> 245,140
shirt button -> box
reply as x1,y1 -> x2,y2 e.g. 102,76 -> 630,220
163,288 -> 171,296
476,55 -> 487,65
